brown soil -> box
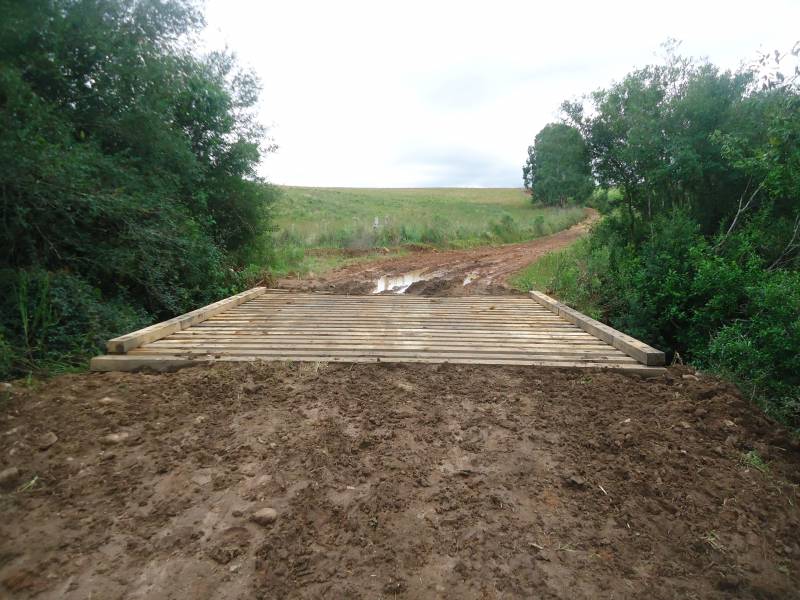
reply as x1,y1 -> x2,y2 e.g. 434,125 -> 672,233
3,209 -> 800,598
278,208 -> 600,296
1,363 -> 799,599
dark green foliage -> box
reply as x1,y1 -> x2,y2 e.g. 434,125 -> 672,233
705,269 -> 800,424
545,45 -> 800,427
0,269 -> 150,373
0,0 -> 277,378
523,123 -> 593,206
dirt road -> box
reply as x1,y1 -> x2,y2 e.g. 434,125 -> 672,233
2,208 -> 800,599
1,363 -> 799,599
280,208 -> 600,296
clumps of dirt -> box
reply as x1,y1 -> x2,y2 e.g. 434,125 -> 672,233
326,279 -> 377,295
405,277 -> 526,296
0,362 -> 799,599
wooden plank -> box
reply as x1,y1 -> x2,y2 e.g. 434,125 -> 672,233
142,340 -> 630,356
136,351 -> 632,363
206,316 -> 567,322
217,310 -> 559,316
180,326 -> 590,334
220,316 -> 561,322
529,291 -> 666,366
130,347 -> 635,362
90,353 -> 665,375
157,330 -> 602,341
105,287 -> 267,353
146,337 -> 617,349
166,333 -> 603,342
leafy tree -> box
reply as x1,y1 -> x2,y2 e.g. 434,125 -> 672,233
0,0 -> 277,376
522,123 -> 593,206
537,43 -> 800,427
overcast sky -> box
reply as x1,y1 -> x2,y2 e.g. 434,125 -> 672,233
201,0 -> 800,188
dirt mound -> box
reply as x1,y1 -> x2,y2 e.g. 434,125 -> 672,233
1,363 -> 798,599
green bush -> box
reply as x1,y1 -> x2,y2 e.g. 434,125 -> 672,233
0,269 -> 151,378
0,334 -> 12,379
704,270 -> 800,424
489,214 -> 519,243
569,209 -> 800,428
0,1 -> 277,377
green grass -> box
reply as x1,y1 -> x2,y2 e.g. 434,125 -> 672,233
268,187 -> 587,275
509,238 -> 604,319
740,450 -> 770,473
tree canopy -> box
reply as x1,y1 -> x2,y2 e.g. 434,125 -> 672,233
0,0 -> 277,375
541,45 -> 800,426
522,123 -> 593,206
562,49 -> 799,242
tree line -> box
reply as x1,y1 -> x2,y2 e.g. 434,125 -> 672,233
525,44 -> 800,427
0,0 -> 277,377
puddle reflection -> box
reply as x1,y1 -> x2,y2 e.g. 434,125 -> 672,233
372,271 -> 426,294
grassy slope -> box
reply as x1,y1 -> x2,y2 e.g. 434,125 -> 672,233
269,187 -> 586,275
274,187 -> 585,247
509,238 -> 602,319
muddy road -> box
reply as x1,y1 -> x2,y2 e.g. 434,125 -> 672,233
2,207 -> 800,599
280,208 -> 600,296
2,363 -> 800,599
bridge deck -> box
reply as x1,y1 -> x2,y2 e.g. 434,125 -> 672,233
90,289 -> 665,374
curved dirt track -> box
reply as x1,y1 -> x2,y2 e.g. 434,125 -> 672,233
279,208 -> 600,296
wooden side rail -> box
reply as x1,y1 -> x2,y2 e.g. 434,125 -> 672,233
106,286 -> 267,354
529,291 -> 665,366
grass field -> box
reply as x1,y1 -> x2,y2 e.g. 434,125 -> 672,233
268,187 -> 586,275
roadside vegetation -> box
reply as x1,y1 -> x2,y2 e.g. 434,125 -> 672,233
265,187 -> 585,275
0,0 -> 277,378
516,44 -> 800,429
510,238 -> 602,319
0,1 -> 587,379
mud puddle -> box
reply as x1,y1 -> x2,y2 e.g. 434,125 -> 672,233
372,270 -> 427,293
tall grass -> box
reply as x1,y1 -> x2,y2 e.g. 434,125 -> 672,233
267,187 -> 587,275
509,239 -> 606,320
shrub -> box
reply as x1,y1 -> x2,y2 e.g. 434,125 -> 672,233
489,214 -> 519,243
582,209 -> 800,429
704,269 -> 800,424
0,269 -> 151,378
0,1 -> 276,376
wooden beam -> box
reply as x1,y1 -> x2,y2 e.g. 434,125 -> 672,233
89,353 -> 665,375
105,287 -> 267,354
529,291 -> 665,366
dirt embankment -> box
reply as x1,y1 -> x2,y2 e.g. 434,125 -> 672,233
1,362 -> 799,599
279,208 -> 600,296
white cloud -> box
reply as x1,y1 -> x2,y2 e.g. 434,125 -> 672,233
201,0 -> 800,187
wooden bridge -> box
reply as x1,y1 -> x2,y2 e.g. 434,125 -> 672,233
91,288 -> 665,373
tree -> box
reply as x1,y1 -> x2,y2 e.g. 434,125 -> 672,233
549,44 -> 800,426
562,54 -> 761,236
522,123 -> 593,206
0,0 -> 278,376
